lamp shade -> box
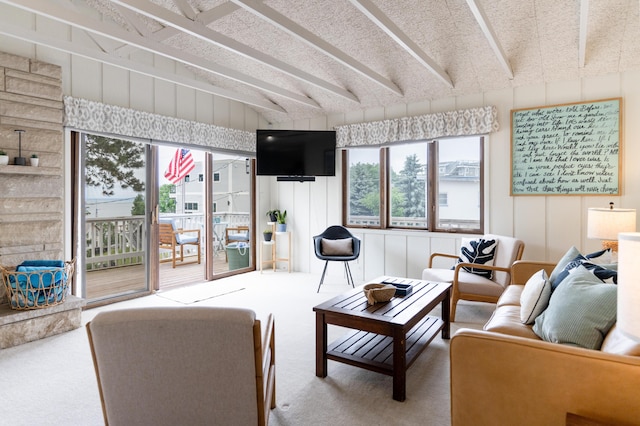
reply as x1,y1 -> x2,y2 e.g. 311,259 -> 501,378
587,207 -> 636,240
617,232 -> 640,342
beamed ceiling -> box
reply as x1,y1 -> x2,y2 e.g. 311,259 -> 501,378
1,0 -> 639,124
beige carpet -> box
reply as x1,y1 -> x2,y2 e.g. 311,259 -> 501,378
0,272 -> 493,426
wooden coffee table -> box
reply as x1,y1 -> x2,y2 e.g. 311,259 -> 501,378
314,276 -> 451,401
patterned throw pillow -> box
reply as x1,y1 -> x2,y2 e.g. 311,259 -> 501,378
552,254 -> 617,290
533,265 -> 617,350
456,238 -> 498,279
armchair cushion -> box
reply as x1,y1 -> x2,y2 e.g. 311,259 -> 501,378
456,238 -> 497,279
533,265 -> 617,350
321,238 -> 353,256
519,269 -> 551,324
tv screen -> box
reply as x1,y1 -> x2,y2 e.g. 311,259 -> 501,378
256,130 -> 336,177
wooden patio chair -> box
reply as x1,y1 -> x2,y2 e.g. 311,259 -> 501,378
159,218 -> 201,268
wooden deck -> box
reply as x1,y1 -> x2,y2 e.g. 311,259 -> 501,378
85,253 -> 244,300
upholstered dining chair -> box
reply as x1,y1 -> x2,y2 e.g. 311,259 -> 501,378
86,306 -> 276,426
313,225 -> 361,292
158,218 -> 201,268
422,234 -> 525,322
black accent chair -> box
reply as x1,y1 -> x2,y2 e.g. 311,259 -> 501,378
313,226 -> 361,292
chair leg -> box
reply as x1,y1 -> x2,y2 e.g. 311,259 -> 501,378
450,297 -> 458,322
317,261 -> 329,293
344,261 -> 355,288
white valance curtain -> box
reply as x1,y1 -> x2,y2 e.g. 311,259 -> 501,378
63,96 -> 255,152
335,105 -> 499,147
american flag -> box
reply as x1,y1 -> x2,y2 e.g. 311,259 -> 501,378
164,148 -> 195,184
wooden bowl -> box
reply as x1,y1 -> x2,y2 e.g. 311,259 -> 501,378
363,283 -> 396,305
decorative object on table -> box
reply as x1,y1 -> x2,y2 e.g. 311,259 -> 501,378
363,283 -> 396,305
381,279 -> 414,296
13,129 -> 26,166
275,209 -> 287,232
0,259 -> 75,310
263,228 -> 273,242
0,150 -> 8,165
30,153 -> 39,167
587,202 -> 636,254
266,209 -> 279,223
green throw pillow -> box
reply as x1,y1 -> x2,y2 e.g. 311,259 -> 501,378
533,265 -> 617,350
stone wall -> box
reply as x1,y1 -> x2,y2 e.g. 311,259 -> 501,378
0,51 -> 64,302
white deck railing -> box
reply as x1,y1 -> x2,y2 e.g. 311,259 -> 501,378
85,212 -> 250,270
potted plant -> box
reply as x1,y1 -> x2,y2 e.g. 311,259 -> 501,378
30,153 -> 39,167
275,210 -> 287,232
266,209 -> 279,223
263,228 -> 273,242
0,150 -> 8,166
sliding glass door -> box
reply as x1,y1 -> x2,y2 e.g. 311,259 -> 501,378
79,133 -> 149,302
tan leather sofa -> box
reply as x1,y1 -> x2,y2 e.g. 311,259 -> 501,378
450,260 -> 640,426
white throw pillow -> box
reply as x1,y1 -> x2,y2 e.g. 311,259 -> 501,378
456,238 -> 497,279
520,269 -> 552,324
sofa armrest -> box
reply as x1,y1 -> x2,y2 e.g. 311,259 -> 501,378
511,260 -> 556,285
450,329 -> 640,426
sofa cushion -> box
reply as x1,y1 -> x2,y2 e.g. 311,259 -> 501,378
483,304 -> 541,340
456,238 -> 497,279
421,268 -> 504,297
520,269 -> 551,324
496,284 -> 523,307
533,266 -> 617,350
321,238 -> 353,256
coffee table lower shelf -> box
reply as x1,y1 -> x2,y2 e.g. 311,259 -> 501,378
326,315 -> 444,375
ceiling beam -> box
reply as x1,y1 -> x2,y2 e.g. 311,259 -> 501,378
230,0 -> 403,96
1,0 -> 321,109
115,2 -> 241,55
348,0 -> 453,89
171,0 -> 196,20
579,0 -> 589,68
111,0 -> 360,103
465,0 -> 514,79
0,20 -> 286,112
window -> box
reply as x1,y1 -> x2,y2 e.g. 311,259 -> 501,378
213,173 -> 220,182
343,136 -> 484,233
184,202 -> 198,211
345,147 -> 381,226
185,175 -> 190,182
198,174 -> 204,182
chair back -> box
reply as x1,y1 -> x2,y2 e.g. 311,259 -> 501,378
158,221 -> 175,245
313,226 -> 361,261
485,234 -> 525,287
87,307 -> 261,426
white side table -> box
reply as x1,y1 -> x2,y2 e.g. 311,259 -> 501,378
260,227 -> 292,273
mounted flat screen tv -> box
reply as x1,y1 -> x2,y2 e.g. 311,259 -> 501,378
256,129 -> 336,179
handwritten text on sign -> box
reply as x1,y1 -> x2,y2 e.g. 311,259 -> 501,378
511,99 -> 620,195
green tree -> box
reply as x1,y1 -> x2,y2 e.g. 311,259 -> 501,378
131,194 -> 145,215
159,184 -> 176,213
85,135 -> 145,196
349,162 -> 379,216
394,154 -> 425,217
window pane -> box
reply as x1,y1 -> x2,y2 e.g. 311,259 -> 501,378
389,142 -> 428,228
436,137 -> 481,231
346,148 -> 380,226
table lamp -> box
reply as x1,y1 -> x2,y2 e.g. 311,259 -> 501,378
587,202 -> 636,252
617,232 -> 640,342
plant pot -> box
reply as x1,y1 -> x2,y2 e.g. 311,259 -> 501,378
263,232 -> 273,242
268,213 -> 277,222
0,155 -> 8,166
276,223 -> 287,232
30,158 -> 39,167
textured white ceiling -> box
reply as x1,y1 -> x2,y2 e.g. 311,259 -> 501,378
3,0 -> 639,124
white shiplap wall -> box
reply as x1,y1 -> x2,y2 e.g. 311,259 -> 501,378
2,3 -> 639,285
